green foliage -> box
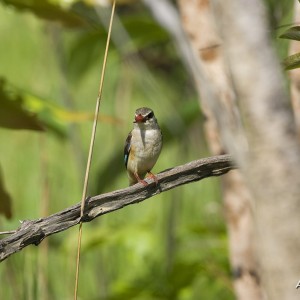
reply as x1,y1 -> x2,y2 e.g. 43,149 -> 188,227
1,0 -> 84,27
280,26 -> 300,41
280,26 -> 300,70
278,3 -> 300,70
0,79 -> 44,131
279,26 -> 300,70
0,167 -> 12,219
282,52 -> 300,70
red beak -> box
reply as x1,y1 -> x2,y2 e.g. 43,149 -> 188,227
134,114 -> 144,123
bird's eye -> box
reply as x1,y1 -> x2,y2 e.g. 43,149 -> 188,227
147,111 -> 154,119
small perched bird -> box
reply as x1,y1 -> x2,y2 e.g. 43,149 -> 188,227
124,107 -> 163,186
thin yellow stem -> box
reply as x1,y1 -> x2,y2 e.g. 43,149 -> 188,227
74,1 -> 116,299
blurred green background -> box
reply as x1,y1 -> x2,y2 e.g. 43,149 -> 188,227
0,0 -> 293,299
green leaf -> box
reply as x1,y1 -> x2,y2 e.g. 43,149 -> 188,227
279,26 -> 300,41
283,52 -> 300,70
0,79 -> 44,131
0,166 -> 12,219
122,14 -> 169,50
67,30 -> 107,81
1,0 -> 85,27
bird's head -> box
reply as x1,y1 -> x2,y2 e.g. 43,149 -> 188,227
133,107 -> 157,127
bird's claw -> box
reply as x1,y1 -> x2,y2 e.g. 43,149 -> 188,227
146,171 -> 158,186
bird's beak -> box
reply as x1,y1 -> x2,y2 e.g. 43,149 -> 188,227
134,114 -> 145,123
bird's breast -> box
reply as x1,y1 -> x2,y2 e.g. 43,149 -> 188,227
132,128 -> 162,158
128,128 -> 162,174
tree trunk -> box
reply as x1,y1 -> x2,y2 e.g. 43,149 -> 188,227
177,1 -> 264,299
211,1 -> 300,299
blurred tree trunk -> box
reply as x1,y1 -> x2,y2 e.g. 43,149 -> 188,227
213,1 -> 300,299
178,0 -> 300,299
289,0 -> 300,135
177,1 -> 263,299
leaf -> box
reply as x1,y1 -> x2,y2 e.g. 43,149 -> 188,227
67,30 -> 107,81
283,52 -> 300,70
2,0 -> 85,27
279,26 -> 300,41
0,79 -> 44,131
0,166 -> 12,219
66,12 -> 169,81
122,14 -> 169,50
0,80 -> 119,136
24,93 -> 121,125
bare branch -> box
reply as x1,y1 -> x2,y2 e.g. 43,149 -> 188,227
0,155 -> 234,262
0,230 -> 16,235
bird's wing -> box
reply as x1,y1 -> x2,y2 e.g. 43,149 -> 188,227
124,131 -> 132,168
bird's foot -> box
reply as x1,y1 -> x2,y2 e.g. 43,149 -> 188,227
146,171 -> 158,185
134,172 -> 148,186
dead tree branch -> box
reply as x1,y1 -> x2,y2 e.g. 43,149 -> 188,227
0,155 -> 235,262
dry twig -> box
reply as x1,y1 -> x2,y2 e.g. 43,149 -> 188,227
0,154 -> 235,262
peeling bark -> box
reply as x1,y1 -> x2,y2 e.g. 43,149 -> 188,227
177,0 -> 263,298
212,1 -> 300,299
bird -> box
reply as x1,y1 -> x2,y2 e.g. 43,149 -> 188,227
124,107 -> 163,186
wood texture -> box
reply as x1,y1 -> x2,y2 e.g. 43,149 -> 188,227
177,1 -> 262,299
213,1 -> 300,299
0,155 -> 235,262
